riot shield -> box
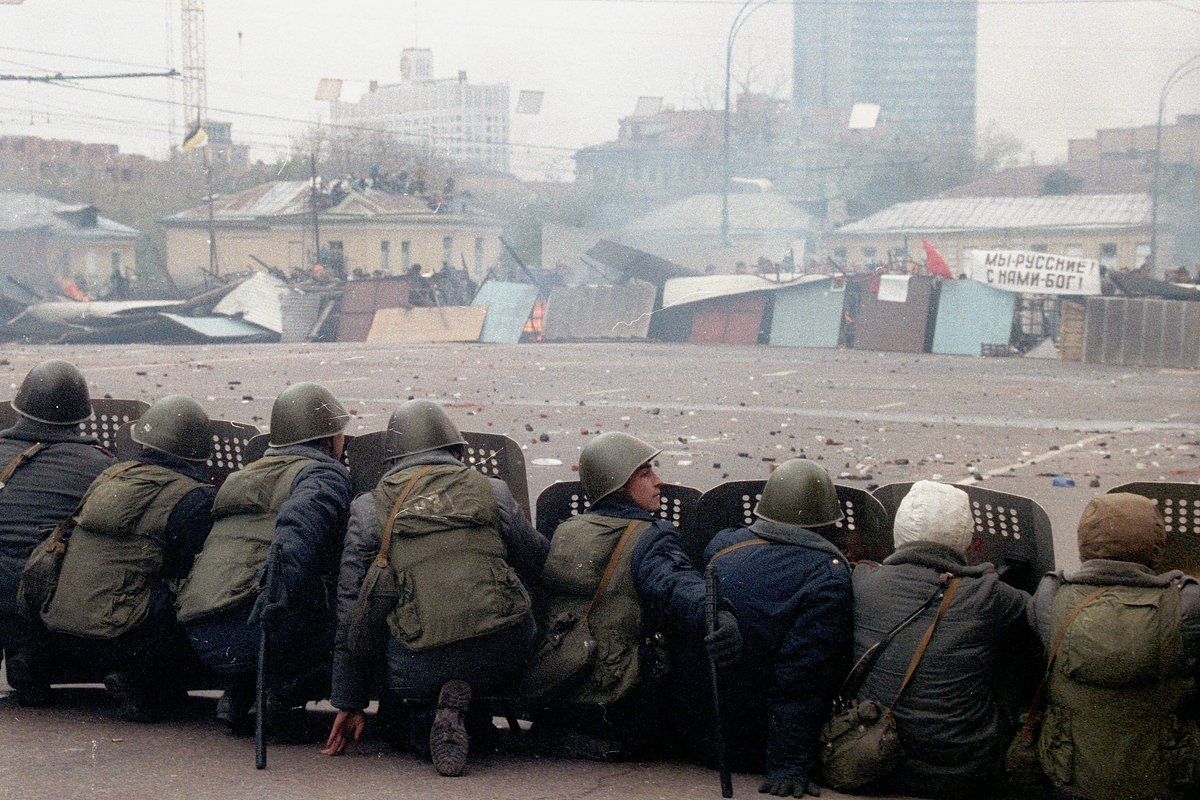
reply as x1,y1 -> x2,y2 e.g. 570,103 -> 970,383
534,480 -> 701,540
1109,482 -> 1200,577
1,398 -> 150,454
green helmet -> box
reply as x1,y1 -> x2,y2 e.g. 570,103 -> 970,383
268,382 -> 349,447
754,458 -> 843,527
131,395 -> 212,462
579,431 -> 661,504
384,399 -> 467,460
12,360 -> 92,425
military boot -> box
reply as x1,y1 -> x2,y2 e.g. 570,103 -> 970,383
104,671 -> 165,723
429,680 -> 471,777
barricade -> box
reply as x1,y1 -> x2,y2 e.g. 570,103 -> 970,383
0,398 -> 149,454
1109,482 -> 1200,577
873,482 -> 1055,593
534,480 -> 701,539
687,481 -> 892,566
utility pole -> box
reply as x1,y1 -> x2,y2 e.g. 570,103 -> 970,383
206,148 -> 217,281
310,152 -> 321,267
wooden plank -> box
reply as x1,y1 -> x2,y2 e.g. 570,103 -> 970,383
366,306 -> 486,343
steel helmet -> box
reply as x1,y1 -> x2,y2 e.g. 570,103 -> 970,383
384,399 -> 467,460
268,382 -> 349,447
754,458 -> 843,527
579,431 -> 661,504
131,395 -> 212,462
12,360 -> 92,425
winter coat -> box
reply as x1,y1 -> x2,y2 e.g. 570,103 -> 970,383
1028,559 -> 1200,800
704,519 -> 853,778
330,451 -> 546,711
0,418 -> 114,619
851,541 -> 1030,792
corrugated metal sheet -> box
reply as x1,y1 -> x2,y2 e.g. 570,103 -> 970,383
542,282 -> 656,340
366,306 -> 486,343
337,278 -> 411,342
166,181 -> 455,222
663,274 -> 823,308
1059,300 -> 1086,361
23,299 -> 183,324
279,293 -> 323,343
212,272 -> 287,333
0,192 -> 139,236
931,280 -> 1016,356
769,278 -> 844,348
158,313 -> 273,340
1082,297 -> 1200,368
689,293 -> 768,345
472,280 -> 539,344
837,193 -> 1150,234
854,276 -> 935,353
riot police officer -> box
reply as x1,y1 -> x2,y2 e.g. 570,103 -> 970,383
178,382 -> 352,738
323,400 -> 547,778
0,361 -> 115,706
40,396 -> 216,721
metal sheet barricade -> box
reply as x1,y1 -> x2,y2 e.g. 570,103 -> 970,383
345,430 -> 530,517
687,480 -> 892,567
0,398 -> 149,454
873,481 -> 1055,593
114,418 -> 261,487
1109,482 -> 1200,577
534,480 -> 701,540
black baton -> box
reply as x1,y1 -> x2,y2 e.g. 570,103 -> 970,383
706,564 -> 733,798
256,542 -> 281,770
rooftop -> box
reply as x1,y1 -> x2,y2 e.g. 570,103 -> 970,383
835,193 -> 1152,235
0,192 -> 138,238
626,192 -> 813,233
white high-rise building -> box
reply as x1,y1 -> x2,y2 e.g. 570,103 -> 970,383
332,48 -> 510,172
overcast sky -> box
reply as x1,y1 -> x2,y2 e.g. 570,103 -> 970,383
0,0 -> 1197,180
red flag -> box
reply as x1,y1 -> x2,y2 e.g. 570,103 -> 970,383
922,239 -> 955,280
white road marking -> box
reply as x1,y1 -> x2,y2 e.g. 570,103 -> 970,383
873,401 -> 906,410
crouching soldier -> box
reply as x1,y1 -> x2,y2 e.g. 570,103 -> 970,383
177,382 -> 352,737
1029,493 -> 1200,800
39,396 -> 216,721
533,431 -> 741,759
322,400 -> 547,777
700,459 -> 853,798
1,360 -> 115,706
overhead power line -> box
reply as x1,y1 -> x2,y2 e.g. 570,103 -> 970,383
0,69 -> 178,83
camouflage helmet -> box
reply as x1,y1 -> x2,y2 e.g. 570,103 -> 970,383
131,395 -> 212,462
12,360 -> 92,426
754,458 -> 843,527
268,382 -> 349,447
384,399 -> 467,460
579,431 -> 661,504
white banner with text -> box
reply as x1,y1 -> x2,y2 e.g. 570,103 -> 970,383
963,249 -> 1101,295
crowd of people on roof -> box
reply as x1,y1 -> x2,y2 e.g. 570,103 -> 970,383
1,359 -> 1197,799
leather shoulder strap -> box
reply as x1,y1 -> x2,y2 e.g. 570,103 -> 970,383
0,442 -> 45,489
584,519 -> 645,623
708,537 -> 771,564
892,576 -> 961,706
374,465 -> 436,568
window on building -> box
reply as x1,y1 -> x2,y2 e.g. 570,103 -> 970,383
474,237 -> 484,273
1064,244 -> 1083,257
862,247 -> 877,259
110,251 -> 121,272
401,241 -> 411,271
1099,242 -> 1117,268
381,240 -> 390,272
833,247 -> 848,260
1030,244 -> 1049,253
442,236 -> 453,267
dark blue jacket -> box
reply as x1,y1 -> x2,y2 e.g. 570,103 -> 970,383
704,520 -> 854,778
0,419 -> 115,619
262,443 -> 353,613
591,497 -> 708,639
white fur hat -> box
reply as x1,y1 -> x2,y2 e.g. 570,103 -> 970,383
893,480 -> 974,553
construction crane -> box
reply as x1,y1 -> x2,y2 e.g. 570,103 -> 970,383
181,0 -> 207,134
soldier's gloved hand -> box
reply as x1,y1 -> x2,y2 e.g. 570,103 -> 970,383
759,770 -> 821,797
704,610 -> 742,668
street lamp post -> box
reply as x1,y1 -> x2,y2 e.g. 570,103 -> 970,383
1149,53 -> 1200,275
721,0 -> 775,248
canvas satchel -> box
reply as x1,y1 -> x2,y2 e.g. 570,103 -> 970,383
15,461 -> 138,621
517,520 -> 641,703
347,465 -> 434,662
820,574 -> 960,792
